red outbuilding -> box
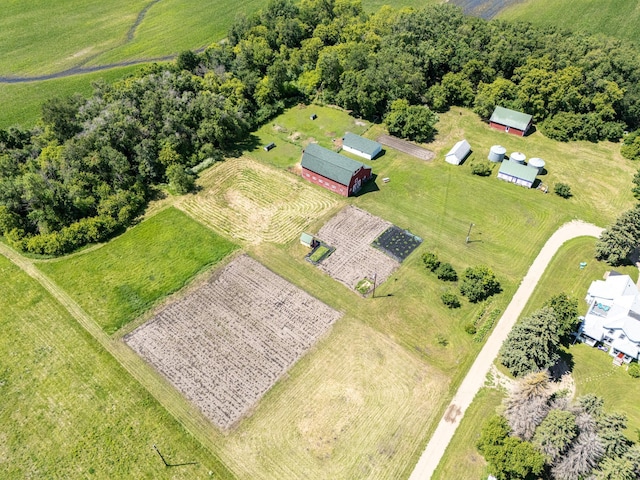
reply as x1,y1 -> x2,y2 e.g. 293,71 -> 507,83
489,106 -> 533,137
301,143 -> 372,197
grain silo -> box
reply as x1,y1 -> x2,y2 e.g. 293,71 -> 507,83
488,145 -> 506,162
510,151 -> 526,164
529,157 -> 545,174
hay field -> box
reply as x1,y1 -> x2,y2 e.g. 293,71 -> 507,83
0,254 -> 233,479
216,319 -> 449,480
126,255 -> 342,430
179,156 -> 340,245
37,207 -> 236,334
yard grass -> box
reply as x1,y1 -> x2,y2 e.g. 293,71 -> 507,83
0,254 -> 234,479
499,0 -> 640,45
0,65 -> 143,129
248,104 -> 370,169
432,387 -> 504,480
36,207 -> 237,334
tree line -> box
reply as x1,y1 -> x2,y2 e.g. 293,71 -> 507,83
3,0 -> 640,254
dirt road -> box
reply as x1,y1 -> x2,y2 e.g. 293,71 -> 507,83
408,220 -> 603,480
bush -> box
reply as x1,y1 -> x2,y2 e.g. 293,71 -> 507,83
629,363 -> 640,378
554,182 -> 572,198
464,323 -> 477,334
471,161 -> 492,176
436,334 -> 448,346
460,265 -> 501,303
422,252 -> 440,271
436,262 -> 458,281
442,292 -> 461,308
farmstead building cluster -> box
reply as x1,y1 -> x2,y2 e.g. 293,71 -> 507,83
301,143 -> 372,196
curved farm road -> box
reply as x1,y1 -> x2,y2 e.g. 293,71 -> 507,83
408,220 -> 603,480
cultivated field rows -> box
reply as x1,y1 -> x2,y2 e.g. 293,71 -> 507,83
180,157 -> 338,244
316,206 -> 400,290
125,255 -> 342,430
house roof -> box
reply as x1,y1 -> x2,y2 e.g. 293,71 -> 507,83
498,161 -> 538,183
343,132 -> 381,156
301,143 -> 368,186
588,275 -> 637,300
490,106 -> 533,131
446,139 -> 471,160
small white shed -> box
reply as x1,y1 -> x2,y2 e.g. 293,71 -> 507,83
445,139 -> 471,165
342,132 -> 382,160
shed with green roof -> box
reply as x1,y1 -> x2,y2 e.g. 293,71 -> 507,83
489,106 -> 533,136
301,143 -> 372,196
342,132 -> 382,160
497,160 -> 538,188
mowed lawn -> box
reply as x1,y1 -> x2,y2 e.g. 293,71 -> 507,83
499,0 -> 640,45
0,254 -> 234,479
37,207 -> 236,334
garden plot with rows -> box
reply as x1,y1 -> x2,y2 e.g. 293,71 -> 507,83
314,206 -> 421,292
125,255 -> 342,430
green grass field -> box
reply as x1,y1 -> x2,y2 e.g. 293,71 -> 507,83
0,253 -> 234,479
0,65 -> 142,129
499,0 -> 640,44
36,207 -> 237,334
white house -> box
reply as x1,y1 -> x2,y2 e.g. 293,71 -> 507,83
342,132 -> 382,160
578,273 -> 640,364
445,139 -> 471,165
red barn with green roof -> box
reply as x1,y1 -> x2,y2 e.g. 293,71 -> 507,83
489,106 -> 533,137
301,143 -> 372,196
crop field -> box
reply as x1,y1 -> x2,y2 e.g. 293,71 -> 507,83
215,319 -> 450,480
0,254 -> 233,479
179,156 -> 340,245
499,0 -> 640,44
314,206 -> 401,291
449,0 -> 526,19
126,255 -> 342,430
37,207 -> 236,334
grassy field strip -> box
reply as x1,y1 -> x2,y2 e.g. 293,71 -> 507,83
37,207 -> 237,333
0,242 -> 236,478
216,318 -> 450,479
179,156 -> 341,245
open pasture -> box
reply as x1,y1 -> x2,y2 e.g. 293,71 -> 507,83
179,156 -> 340,245
315,206 -> 400,291
37,207 -> 236,334
125,254 -> 342,430
0,254 -> 233,479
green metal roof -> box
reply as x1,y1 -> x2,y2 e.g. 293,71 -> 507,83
301,143 -> 368,186
300,232 -> 314,245
498,161 -> 538,183
490,106 -> 533,131
343,132 -> 381,156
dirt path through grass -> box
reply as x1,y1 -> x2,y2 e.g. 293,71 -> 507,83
408,220 -> 603,480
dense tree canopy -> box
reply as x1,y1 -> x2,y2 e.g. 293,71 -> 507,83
4,0 -> 640,254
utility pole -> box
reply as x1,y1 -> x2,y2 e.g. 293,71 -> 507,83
372,272 -> 377,298
466,223 -> 475,244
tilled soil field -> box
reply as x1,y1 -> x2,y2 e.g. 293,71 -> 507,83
316,206 -> 400,290
125,255 -> 342,430
449,0 -> 526,19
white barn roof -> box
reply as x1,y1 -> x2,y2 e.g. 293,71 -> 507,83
445,139 -> 471,165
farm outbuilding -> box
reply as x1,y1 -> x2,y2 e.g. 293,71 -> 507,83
300,232 -> 316,248
301,143 -> 372,196
445,139 -> 471,165
489,106 -> 533,137
342,132 -> 382,160
497,161 -> 538,188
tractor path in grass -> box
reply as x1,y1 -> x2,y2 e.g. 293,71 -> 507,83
408,220 -> 603,480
